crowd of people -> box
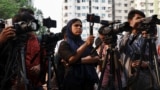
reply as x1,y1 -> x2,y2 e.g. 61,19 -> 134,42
1,7 -> 160,90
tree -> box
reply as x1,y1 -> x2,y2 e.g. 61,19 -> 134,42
0,0 -> 32,19
34,9 -> 47,35
0,0 -> 46,35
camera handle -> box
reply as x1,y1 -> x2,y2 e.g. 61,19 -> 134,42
89,21 -> 94,35
97,44 -> 122,90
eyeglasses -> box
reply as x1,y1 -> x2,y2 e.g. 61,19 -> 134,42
74,24 -> 82,27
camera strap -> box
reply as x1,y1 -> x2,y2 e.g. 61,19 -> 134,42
30,52 -> 40,64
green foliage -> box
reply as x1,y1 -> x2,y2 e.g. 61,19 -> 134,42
0,0 -> 32,19
0,0 -> 46,35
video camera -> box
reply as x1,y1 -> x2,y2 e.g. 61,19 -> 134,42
86,14 -> 132,34
14,20 -> 40,35
41,17 -> 63,49
41,32 -> 63,47
86,14 -> 121,26
137,14 -> 160,35
86,14 -> 133,45
0,19 -> 5,29
43,17 -> 56,28
100,21 -> 134,44
0,18 -> 40,35
86,14 -> 100,23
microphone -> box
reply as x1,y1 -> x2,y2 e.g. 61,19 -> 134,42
100,20 -> 121,26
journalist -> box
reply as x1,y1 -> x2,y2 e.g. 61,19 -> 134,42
13,9 -> 47,90
95,25 -> 123,90
58,18 -> 100,90
0,8 -> 46,90
119,9 -> 158,90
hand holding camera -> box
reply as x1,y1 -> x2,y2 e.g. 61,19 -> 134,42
0,26 -> 16,45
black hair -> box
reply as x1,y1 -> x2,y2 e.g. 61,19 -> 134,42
18,8 -> 34,15
12,12 -> 35,23
128,9 -> 145,20
61,25 -> 67,37
98,25 -> 106,35
95,37 -> 101,47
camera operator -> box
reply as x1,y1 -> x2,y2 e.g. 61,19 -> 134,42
119,9 -> 158,90
58,18 -> 100,90
0,8 -> 47,90
95,26 -> 111,90
14,9 -> 47,90
96,25 -> 123,90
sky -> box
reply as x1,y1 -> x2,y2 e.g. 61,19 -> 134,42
33,0 -> 63,33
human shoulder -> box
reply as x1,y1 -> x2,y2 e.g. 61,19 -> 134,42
58,40 -> 71,50
118,31 -> 131,51
59,40 -> 68,46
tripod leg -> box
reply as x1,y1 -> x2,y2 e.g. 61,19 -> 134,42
51,57 -> 61,90
114,50 -> 122,90
153,55 -> 160,87
47,57 -> 52,90
47,52 -> 60,90
151,40 -> 160,88
97,52 -> 110,90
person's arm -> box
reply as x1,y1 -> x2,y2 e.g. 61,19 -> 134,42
81,55 -> 100,64
67,35 -> 95,64
59,35 -> 98,64
131,60 -> 149,68
68,42 -> 89,64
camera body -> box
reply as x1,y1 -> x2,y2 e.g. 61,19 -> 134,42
43,17 -> 56,28
98,25 -> 118,45
0,19 -> 5,29
0,18 -> 39,35
86,14 -> 100,23
98,21 -> 132,45
41,32 -> 63,49
13,20 -> 39,35
137,15 -> 160,35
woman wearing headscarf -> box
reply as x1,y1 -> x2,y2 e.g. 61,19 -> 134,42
58,18 -> 100,90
